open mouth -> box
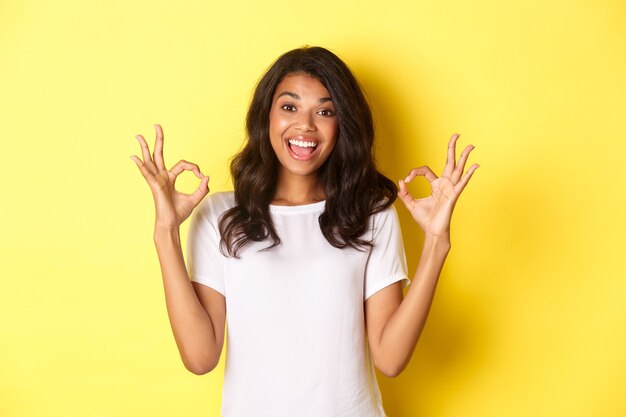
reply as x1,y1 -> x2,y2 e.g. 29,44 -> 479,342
286,138 -> 319,160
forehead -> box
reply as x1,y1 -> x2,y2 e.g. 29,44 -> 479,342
273,73 -> 331,100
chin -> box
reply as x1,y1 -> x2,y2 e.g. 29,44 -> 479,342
278,161 -> 322,178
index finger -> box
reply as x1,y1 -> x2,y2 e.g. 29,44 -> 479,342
153,124 -> 166,171
442,133 -> 460,178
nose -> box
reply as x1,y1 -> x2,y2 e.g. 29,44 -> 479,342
294,111 -> 315,132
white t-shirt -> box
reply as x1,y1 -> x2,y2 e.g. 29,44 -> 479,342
186,191 -> 410,417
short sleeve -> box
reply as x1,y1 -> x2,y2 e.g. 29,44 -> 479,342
186,197 -> 226,296
364,204 -> 410,301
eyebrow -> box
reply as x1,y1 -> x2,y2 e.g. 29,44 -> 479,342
275,91 -> 333,103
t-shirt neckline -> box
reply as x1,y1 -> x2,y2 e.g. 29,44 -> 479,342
269,199 -> 326,213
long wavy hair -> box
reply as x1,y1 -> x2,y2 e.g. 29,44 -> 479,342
219,46 -> 397,257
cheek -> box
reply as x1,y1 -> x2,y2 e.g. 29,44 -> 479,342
269,111 -> 290,133
324,119 -> 339,143
268,113 -> 286,151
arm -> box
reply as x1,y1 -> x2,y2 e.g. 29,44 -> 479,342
154,226 -> 226,375
365,234 -> 450,378
131,124 -> 225,375
366,133 -> 479,377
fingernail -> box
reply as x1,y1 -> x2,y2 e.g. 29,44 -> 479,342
404,176 -> 410,182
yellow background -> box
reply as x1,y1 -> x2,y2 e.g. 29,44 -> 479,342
1,0 -> 625,416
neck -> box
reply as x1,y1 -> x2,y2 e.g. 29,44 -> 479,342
272,172 -> 325,206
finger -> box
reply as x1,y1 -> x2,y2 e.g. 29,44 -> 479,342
397,179 -> 415,210
451,144 -> 475,184
130,155 -> 155,183
188,176 -> 210,207
169,159 -> 203,179
404,166 -> 438,183
153,124 -> 166,171
135,134 -> 157,175
442,133 -> 460,178
454,164 -> 480,194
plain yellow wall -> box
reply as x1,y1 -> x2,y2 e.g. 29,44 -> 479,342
1,0 -> 625,416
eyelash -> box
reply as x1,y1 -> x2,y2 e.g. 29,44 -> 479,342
280,104 -> 335,117
281,104 -> 297,112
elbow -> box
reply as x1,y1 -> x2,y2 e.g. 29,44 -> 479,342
379,365 -> 403,379
374,358 -> 405,379
184,360 -> 217,375
178,340 -> 222,375
182,353 -> 219,375
187,367 -> 212,376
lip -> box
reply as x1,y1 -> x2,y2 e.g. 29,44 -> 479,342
284,136 -> 320,162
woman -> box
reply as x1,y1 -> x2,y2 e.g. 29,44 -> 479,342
131,46 -> 479,416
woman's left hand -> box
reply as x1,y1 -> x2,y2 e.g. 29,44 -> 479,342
398,133 -> 479,238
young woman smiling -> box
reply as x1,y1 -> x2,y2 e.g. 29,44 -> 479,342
131,46 -> 479,417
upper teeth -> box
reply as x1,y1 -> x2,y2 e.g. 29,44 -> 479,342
289,139 -> 317,148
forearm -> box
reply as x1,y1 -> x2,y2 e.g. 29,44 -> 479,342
378,234 -> 451,376
153,227 -> 219,374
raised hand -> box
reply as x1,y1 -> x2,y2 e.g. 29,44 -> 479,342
130,124 -> 210,230
398,133 -> 479,238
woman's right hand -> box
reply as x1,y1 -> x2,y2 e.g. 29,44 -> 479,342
130,124 -> 210,231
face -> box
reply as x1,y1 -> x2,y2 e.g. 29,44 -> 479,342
268,73 -> 338,181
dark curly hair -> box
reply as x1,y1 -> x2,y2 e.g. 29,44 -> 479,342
219,46 -> 397,257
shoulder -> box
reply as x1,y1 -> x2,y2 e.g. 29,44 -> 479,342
368,201 -> 402,238
370,198 -> 400,225
195,190 -> 236,222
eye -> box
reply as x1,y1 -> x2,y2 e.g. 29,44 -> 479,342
317,109 -> 335,117
281,104 -> 297,112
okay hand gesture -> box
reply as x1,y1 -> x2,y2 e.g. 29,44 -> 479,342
130,124 -> 210,231
398,133 -> 479,238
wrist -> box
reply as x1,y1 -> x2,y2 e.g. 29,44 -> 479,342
423,232 -> 452,249
153,225 -> 181,244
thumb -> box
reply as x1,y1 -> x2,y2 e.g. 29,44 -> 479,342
397,179 -> 414,210
189,176 -> 210,207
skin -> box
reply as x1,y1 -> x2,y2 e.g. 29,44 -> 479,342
131,126 -> 223,375
130,76 -> 479,377
364,133 -> 479,377
268,73 -> 338,205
